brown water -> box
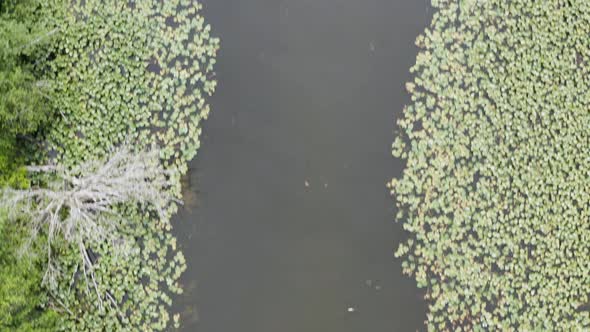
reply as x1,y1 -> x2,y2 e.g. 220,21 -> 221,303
173,1 -> 431,331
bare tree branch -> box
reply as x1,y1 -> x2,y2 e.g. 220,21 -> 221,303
1,146 -> 178,301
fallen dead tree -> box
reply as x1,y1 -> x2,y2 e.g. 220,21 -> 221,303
1,146 -> 178,308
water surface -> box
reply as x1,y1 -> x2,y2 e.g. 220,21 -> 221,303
174,1 -> 431,331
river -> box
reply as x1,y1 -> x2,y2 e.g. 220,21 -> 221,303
173,0 -> 431,331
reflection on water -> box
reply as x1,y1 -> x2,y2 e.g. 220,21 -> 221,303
173,0 -> 431,331
180,173 -> 199,214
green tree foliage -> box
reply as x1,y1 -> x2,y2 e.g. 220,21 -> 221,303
0,2 -> 59,331
0,212 -> 59,331
0,0 -> 53,187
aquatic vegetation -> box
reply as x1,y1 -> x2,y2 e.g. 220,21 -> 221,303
0,0 -> 219,330
42,0 -> 217,175
391,0 -> 590,330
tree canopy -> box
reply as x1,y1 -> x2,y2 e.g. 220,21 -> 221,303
0,212 -> 59,331
0,0 -> 52,188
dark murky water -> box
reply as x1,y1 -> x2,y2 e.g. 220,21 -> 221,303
173,1 -> 431,331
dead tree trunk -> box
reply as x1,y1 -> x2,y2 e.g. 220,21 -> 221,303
1,146 -> 178,307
